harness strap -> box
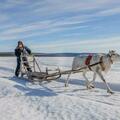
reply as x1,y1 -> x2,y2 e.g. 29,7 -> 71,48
100,56 -> 106,71
85,54 -> 93,71
88,65 -> 92,71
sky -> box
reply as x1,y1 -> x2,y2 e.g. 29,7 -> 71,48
0,0 -> 120,53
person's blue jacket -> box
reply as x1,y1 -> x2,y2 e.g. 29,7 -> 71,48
15,46 -> 31,58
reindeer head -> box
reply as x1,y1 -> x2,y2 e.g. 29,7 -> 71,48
108,50 -> 120,62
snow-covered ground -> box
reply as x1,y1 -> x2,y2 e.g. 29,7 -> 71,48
0,57 -> 120,120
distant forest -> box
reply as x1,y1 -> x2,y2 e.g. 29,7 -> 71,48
0,52 -> 92,57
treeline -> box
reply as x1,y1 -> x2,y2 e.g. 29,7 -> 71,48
0,52 -> 96,57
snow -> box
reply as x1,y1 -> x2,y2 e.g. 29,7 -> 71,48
0,57 -> 120,120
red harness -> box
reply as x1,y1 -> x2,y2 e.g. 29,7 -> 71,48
85,54 -> 93,66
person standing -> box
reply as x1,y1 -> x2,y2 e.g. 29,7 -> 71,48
15,41 -> 32,77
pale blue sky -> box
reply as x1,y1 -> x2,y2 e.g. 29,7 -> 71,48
0,0 -> 120,53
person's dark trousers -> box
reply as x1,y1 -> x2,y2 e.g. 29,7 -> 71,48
15,58 -> 21,77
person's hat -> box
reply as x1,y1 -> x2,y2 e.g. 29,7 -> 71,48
18,40 -> 24,47
18,41 -> 23,44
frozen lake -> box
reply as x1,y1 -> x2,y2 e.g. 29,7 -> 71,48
0,57 -> 120,120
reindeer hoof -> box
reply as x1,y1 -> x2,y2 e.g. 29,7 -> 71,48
107,90 -> 114,94
90,84 -> 95,88
87,86 -> 91,89
87,84 -> 95,89
65,84 -> 68,87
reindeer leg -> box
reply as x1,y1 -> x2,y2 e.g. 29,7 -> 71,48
83,70 -> 91,89
97,71 -> 114,94
88,72 -> 97,88
65,72 -> 71,87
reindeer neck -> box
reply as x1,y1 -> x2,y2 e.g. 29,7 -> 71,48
107,54 -> 113,64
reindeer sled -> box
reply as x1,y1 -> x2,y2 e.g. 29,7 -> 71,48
20,54 -> 105,82
20,51 -> 120,94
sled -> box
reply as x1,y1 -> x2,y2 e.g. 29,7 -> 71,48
20,54 -> 61,82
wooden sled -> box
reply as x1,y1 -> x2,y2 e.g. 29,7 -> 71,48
20,54 -> 61,82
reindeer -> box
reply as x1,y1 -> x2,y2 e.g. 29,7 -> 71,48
65,50 -> 120,94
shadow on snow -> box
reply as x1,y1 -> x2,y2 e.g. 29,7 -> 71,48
9,76 -> 57,97
57,78 -> 120,92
